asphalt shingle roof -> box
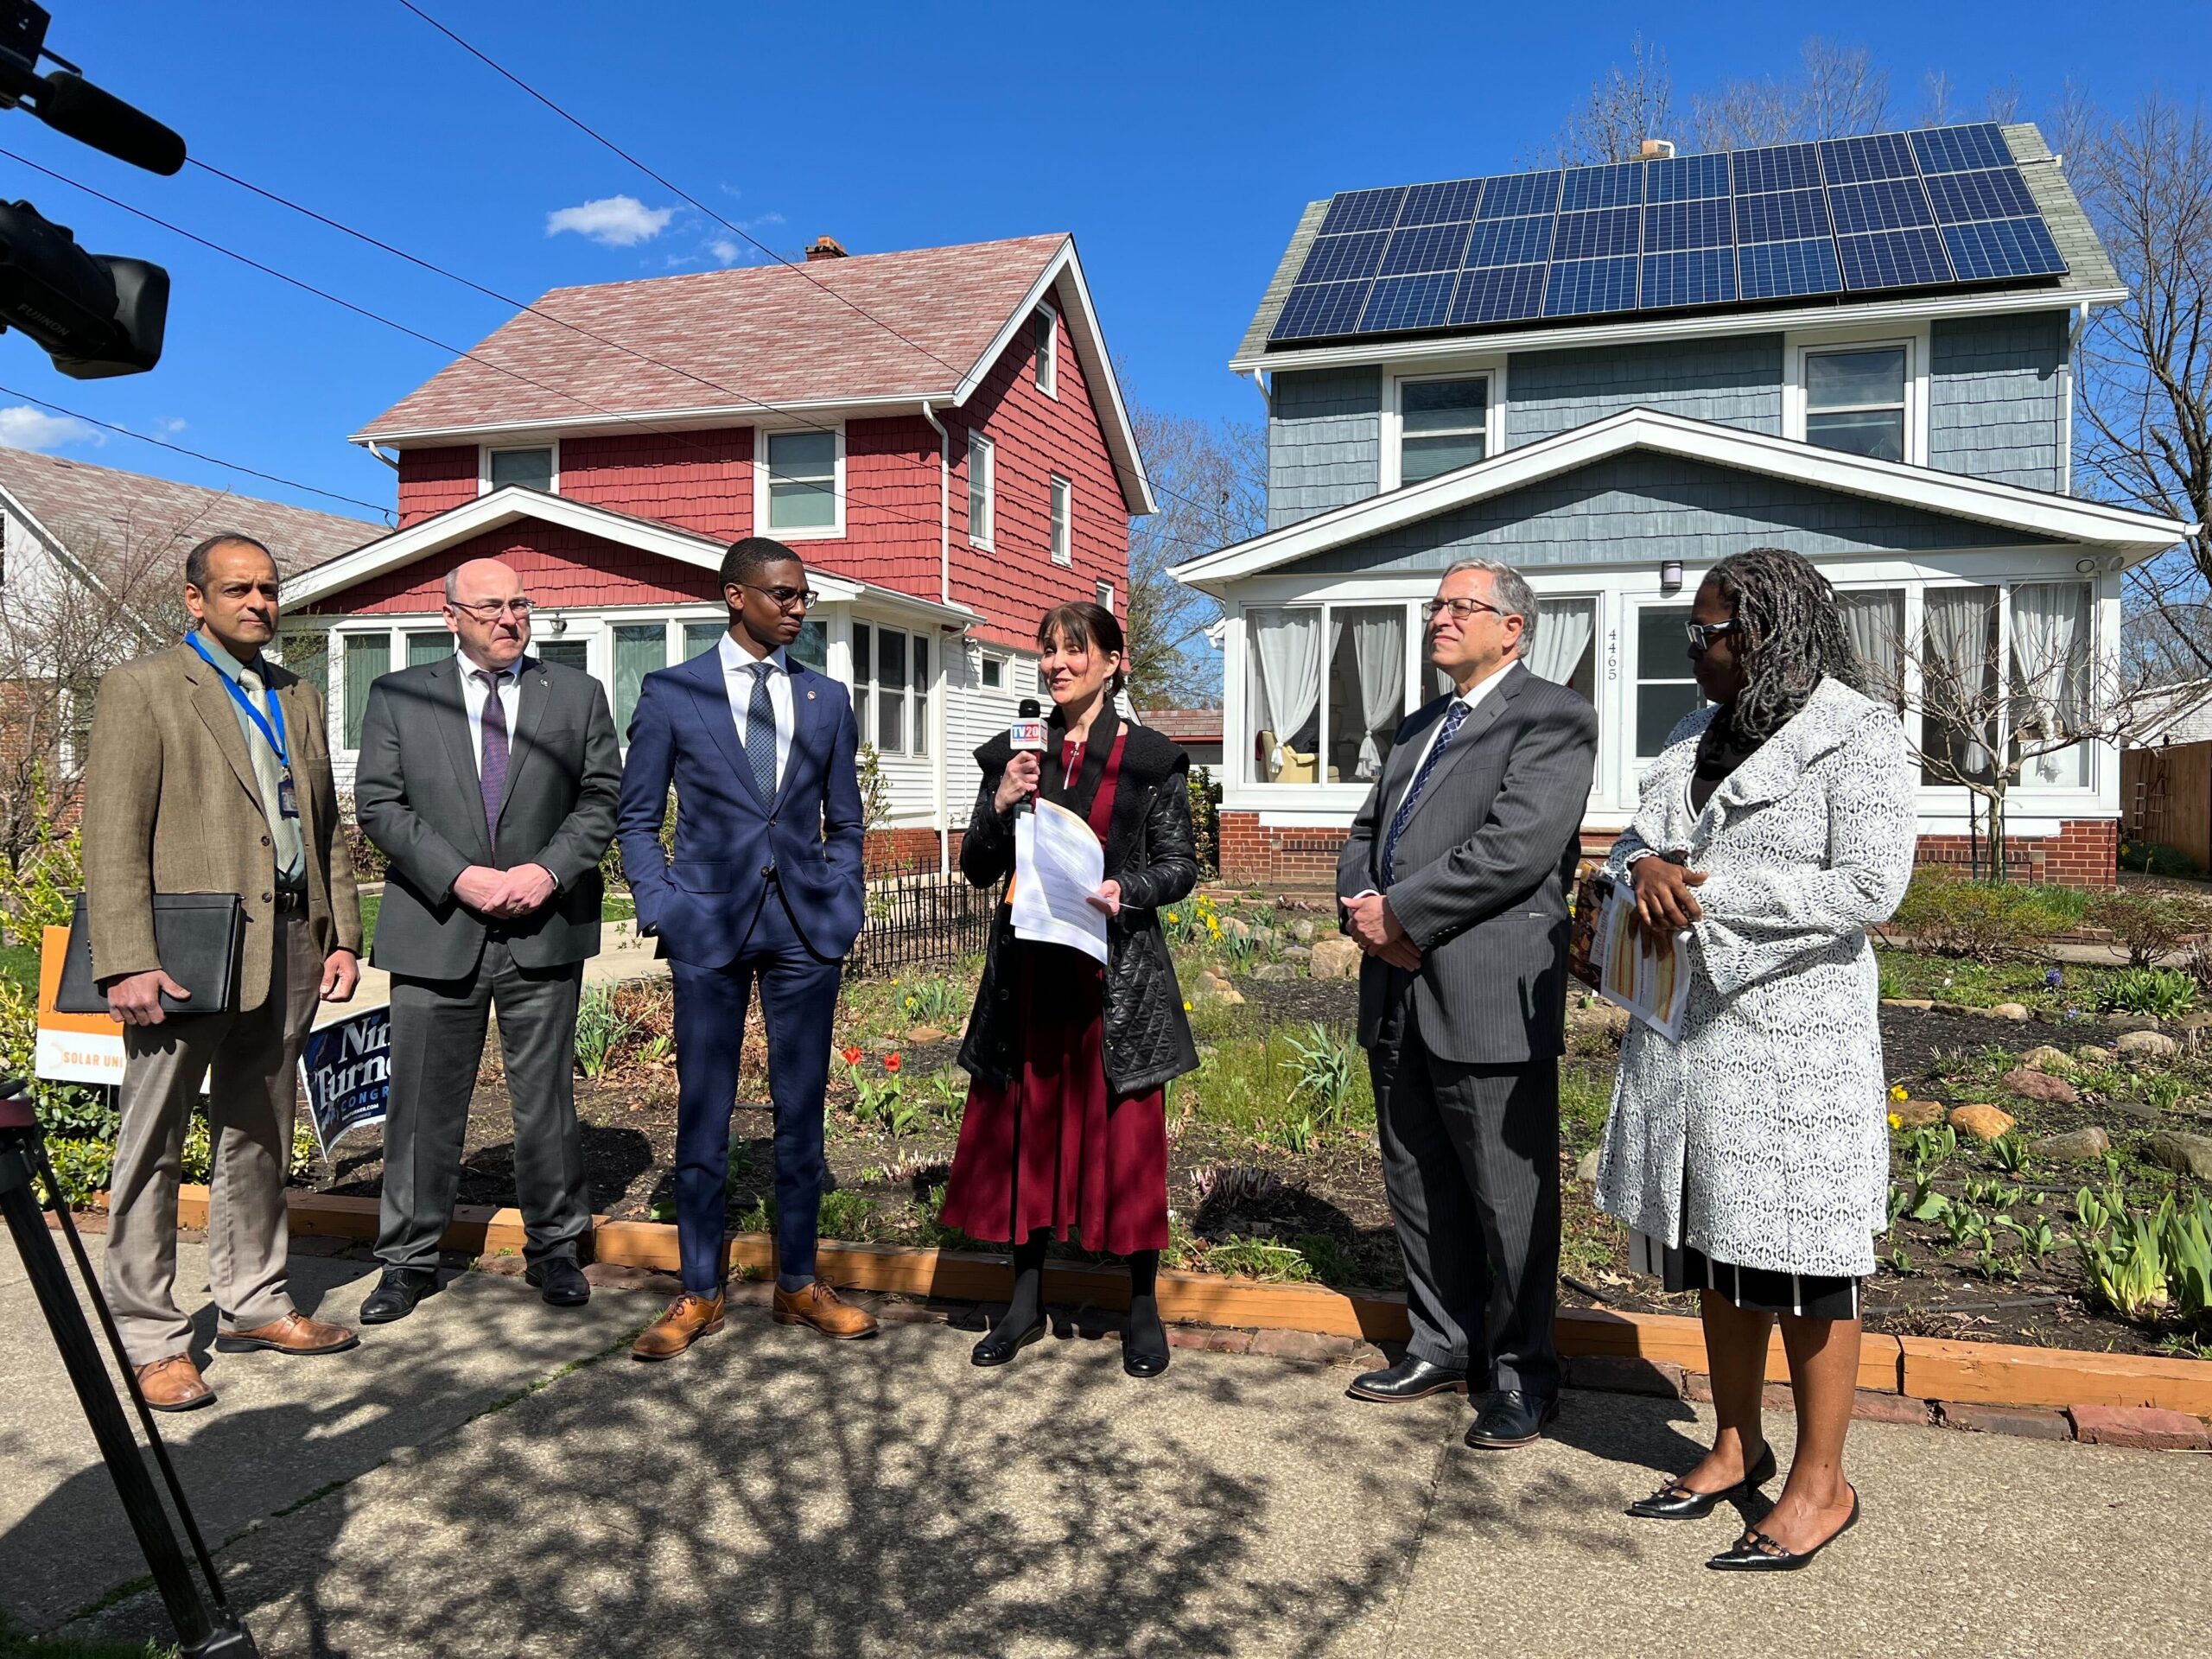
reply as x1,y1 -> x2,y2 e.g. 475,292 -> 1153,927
0,445 -> 382,580
358,235 -> 1071,440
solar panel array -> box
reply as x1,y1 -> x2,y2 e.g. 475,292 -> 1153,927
1269,124 -> 2067,345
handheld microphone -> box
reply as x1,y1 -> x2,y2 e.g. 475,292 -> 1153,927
1008,697 -> 1046,816
32,72 -> 186,175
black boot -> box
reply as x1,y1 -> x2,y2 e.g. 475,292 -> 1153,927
1122,1249 -> 1169,1378
972,1233 -> 1049,1367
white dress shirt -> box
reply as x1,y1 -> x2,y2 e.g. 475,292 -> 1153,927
1354,655 -> 1522,900
720,631 -> 795,792
456,648 -> 525,776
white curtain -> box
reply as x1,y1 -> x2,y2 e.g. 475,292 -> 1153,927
1923,588 -> 1999,780
1348,608 -> 1405,779
1838,590 -> 1905,706
1528,598 -> 1594,691
2011,582 -> 2091,785
1249,607 -> 1320,777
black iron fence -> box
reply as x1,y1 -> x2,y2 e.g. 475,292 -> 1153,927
848,872 -> 998,979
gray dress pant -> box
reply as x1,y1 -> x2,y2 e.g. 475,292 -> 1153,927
375,939 -> 588,1272
1370,972 -> 1561,1398
105,901 -> 321,1366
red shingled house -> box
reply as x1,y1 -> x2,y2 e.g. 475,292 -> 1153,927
279,234 -> 1152,868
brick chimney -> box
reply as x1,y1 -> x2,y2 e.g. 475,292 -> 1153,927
805,235 -> 849,262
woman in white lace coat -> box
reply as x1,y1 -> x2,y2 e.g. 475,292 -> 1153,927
1597,547 -> 1915,1573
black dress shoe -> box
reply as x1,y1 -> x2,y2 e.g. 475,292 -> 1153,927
1707,1489 -> 1860,1572
1346,1356 -> 1468,1402
359,1268 -> 438,1325
971,1318 -> 1046,1368
1627,1443 -> 1778,1520
525,1258 -> 590,1308
1465,1389 -> 1559,1449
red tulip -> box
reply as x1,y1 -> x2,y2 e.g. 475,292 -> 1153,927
841,1046 -> 862,1066
884,1053 -> 903,1073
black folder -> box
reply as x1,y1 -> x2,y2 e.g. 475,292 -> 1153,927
54,893 -> 245,1016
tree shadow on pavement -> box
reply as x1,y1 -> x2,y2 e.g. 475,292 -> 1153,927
56,1298 -> 1447,1659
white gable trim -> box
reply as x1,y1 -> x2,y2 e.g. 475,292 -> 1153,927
280,485 -> 984,627
949,237 -> 1157,518
0,480 -> 166,646
1169,407 -> 2191,590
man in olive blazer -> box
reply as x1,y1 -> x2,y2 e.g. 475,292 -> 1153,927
83,533 -> 364,1412
351,557 -> 621,1324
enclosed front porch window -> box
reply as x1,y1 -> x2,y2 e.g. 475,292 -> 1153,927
1248,604 -> 1409,785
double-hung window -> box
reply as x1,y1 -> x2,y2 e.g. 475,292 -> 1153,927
968,431 -> 994,547
1804,346 -> 1907,461
1049,476 -> 1071,565
850,622 -> 930,758
765,430 -> 838,533
1033,308 -> 1058,397
1399,377 -> 1489,485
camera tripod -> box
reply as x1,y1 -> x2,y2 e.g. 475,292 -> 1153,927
0,1078 -> 257,1656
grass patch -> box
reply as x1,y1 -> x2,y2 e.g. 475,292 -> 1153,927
1177,1027 -> 1374,1144
1875,948 -> 2117,1013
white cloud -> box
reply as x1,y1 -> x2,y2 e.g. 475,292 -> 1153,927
545,194 -> 676,247
707,238 -> 741,265
0,405 -> 102,451
156,416 -> 188,435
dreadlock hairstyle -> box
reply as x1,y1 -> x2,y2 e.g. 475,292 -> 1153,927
1704,546 -> 1864,742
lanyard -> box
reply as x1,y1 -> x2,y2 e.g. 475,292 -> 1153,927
187,631 -> 289,770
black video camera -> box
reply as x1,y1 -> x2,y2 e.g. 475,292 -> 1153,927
0,0 -> 183,377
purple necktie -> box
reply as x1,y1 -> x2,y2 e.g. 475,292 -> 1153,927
477,670 -> 509,849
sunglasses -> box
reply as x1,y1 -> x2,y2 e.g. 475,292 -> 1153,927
1684,620 -> 1742,652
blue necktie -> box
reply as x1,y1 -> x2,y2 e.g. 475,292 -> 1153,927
744,662 -> 778,804
1382,700 -> 1471,885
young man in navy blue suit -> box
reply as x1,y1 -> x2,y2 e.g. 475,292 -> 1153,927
618,537 -> 878,1357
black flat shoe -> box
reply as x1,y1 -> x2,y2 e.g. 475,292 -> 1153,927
525,1258 -> 590,1308
1707,1490 -> 1860,1572
1347,1356 -> 1468,1402
971,1318 -> 1046,1368
1627,1444 -> 1779,1520
359,1268 -> 438,1325
1465,1389 -> 1559,1449
1123,1344 -> 1170,1379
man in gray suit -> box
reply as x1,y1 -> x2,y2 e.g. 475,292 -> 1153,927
1338,557 -> 1598,1449
351,557 -> 622,1322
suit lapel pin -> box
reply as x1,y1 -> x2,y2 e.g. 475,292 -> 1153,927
806,690 -> 817,699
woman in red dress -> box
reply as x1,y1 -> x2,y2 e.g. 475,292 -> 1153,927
940,601 -> 1200,1377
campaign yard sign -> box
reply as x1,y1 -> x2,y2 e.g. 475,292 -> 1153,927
299,1003 -> 391,1160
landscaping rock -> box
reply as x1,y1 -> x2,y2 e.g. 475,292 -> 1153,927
1280,944 -> 1313,963
2104,1013 -> 2162,1033
906,1027 -> 949,1046
1931,1001 -> 1979,1018
2072,1045 -> 2115,1065
1308,938 -> 1363,981
2000,1068 -> 2079,1106
1574,1147 -> 1601,1183
2031,1127 -> 2112,1162
1249,925 -> 1276,948
1191,970 -> 1243,1007
1223,917 -> 1251,940
1880,997 -> 1936,1010
2019,1046 -> 2074,1073
1249,962 -> 1300,982
2143,1130 -> 2212,1181
2177,1012 -> 2212,1033
1292,918 -> 1318,944
1989,1002 -> 2031,1022
2117,1029 -> 2180,1059
1949,1103 -> 2018,1142
1891,1098 -> 1946,1129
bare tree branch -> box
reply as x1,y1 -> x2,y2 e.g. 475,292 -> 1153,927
1554,34 -> 1675,164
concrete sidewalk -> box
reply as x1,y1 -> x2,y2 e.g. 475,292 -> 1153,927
330,918 -> 664,1025
4,1240 -> 2209,1657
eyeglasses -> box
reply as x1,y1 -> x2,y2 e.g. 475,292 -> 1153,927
1684,620 -> 1742,652
449,597 -> 534,620
1422,597 -> 1504,625
741,583 -> 820,612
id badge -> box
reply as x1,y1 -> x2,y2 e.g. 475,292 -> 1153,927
276,773 -> 301,820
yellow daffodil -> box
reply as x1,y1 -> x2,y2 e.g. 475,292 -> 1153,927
1888,1112 -> 1903,1129
1166,912 -> 1181,925
1889,1084 -> 1908,1102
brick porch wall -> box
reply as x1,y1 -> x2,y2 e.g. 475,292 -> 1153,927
864,828 -> 962,876
1221,811 -> 2120,891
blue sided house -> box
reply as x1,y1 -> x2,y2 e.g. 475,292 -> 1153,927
1173,123 -> 2190,888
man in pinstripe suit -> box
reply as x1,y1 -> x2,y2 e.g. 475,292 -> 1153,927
1338,558 -> 1599,1449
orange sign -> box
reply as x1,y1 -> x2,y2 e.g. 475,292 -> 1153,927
35,925 -> 125,1084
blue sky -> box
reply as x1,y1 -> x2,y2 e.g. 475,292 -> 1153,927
0,1 -> 2205,531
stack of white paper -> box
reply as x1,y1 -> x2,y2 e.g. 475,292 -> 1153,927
1011,798 -> 1109,964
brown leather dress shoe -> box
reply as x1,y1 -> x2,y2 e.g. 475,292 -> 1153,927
632,1293 -> 725,1361
215,1310 -> 360,1357
135,1354 -> 214,1413
772,1280 -> 879,1339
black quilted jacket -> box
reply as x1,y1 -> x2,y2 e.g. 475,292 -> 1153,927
956,710 -> 1200,1096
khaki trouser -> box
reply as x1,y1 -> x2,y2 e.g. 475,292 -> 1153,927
103,903 -> 321,1366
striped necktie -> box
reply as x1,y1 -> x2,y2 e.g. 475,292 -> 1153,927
1382,699 -> 1471,885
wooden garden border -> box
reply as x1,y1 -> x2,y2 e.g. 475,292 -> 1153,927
160,1185 -> 2212,1418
